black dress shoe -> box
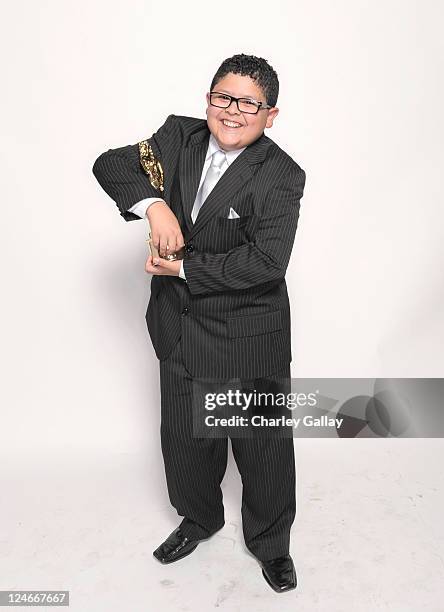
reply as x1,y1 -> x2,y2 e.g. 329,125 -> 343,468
260,554 -> 297,592
153,527 -> 201,564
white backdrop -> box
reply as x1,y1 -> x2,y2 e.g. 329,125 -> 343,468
1,0 -> 443,454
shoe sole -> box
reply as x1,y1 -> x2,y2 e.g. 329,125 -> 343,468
261,568 -> 297,593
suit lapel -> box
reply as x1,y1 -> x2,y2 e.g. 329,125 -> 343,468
179,125 -> 271,238
179,131 -> 209,234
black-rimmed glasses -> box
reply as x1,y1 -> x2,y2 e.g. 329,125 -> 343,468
209,91 -> 273,114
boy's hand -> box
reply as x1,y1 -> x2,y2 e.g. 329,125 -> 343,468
147,201 -> 185,258
145,254 -> 181,277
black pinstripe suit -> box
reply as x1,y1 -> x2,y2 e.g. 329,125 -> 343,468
92,114 -> 306,561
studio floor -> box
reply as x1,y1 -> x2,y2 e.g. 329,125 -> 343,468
1,439 -> 443,612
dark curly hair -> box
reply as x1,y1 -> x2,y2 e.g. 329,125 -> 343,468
210,54 -> 279,108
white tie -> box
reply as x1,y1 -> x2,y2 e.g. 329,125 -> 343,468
191,150 -> 226,223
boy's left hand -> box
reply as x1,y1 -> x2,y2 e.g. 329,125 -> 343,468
145,254 -> 181,277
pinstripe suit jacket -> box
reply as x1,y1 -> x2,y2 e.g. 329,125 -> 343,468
92,114 -> 306,379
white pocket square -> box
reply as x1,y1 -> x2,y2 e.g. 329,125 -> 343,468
227,207 -> 240,219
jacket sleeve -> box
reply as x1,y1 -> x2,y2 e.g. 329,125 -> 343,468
183,165 -> 306,295
91,113 -> 177,221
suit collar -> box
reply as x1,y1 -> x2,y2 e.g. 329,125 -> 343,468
206,132 -> 246,166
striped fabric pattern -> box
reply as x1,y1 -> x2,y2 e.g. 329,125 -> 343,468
92,114 -> 306,380
160,337 -> 296,562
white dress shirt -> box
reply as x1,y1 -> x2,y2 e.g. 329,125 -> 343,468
128,132 -> 247,281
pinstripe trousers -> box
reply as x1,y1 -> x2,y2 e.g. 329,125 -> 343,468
159,337 -> 296,562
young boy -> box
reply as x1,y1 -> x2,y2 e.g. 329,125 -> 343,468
92,53 -> 306,593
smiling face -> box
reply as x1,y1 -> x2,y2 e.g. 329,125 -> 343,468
205,72 -> 279,152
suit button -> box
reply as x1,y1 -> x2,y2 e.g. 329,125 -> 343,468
185,243 -> 194,253
181,307 -> 189,316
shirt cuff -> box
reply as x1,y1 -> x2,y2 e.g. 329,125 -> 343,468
179,260 -> 187,281
128,198 -> 165,218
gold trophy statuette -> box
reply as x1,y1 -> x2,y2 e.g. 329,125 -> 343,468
138,139 -> 164,192
139,140 -> 184,261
